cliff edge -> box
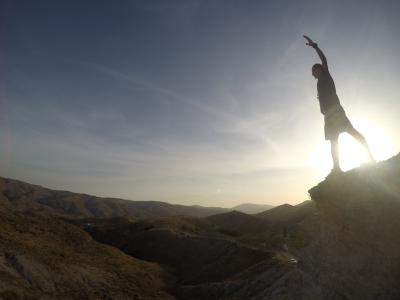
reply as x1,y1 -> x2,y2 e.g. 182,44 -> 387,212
300,153 -> 400,299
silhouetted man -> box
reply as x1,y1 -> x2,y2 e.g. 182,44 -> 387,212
304,35 -> 374,177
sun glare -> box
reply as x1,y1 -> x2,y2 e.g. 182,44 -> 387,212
310,120 -> 394,176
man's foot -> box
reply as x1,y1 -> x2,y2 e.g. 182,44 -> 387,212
326,168 -> 343,179
361,158 -> 376,168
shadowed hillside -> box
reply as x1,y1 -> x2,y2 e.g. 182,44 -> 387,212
77,216 -> 274,285
205,202 -> 315,250
75,209 -> 317,299
0,204 -> 174,299
256,200 -> 316,225
206,210 -> 270,235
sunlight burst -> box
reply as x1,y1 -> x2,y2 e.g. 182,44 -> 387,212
310,120 -> 394,176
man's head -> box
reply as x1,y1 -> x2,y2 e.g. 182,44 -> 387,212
312,63 -> 323,79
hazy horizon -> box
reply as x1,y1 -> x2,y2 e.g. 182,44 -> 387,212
1,0 -> 399,207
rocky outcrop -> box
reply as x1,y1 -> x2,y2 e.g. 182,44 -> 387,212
301,153 -> 400,300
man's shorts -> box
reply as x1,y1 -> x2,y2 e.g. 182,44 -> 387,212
324,105 -> 354,140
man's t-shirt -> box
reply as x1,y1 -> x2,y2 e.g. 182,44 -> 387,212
317,68 -> 340,114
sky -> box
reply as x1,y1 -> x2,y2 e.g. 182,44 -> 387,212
1,0 -> 399,207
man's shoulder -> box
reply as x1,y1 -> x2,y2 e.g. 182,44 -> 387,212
320,68 -> 333,81
322,67 -> 330,75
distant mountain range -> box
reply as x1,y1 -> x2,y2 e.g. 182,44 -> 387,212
0,177 -> 230,219
232,202 -> 274,214
0,176 -> 275,219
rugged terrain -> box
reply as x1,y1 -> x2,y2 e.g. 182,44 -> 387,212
302,155 -> 400,299
0,153 -> 400,299
0,203 -> 174,299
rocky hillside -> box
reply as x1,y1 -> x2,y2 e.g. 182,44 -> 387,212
81,154 -> 400,299
0,203 -> 174,299
77,216 -> 274,285
179,155 -> 400,299
256,200 -> 316,226
302,154 -> 400,300
77,213 -> 316,300
0,177 -> 228,219
1,154 -> 400,299
206,210 -> 271,235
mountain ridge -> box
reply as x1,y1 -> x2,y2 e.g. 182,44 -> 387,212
0,176 -> 229,219
231,203 -> 275,214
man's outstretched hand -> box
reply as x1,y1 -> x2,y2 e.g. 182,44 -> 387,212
304,35 -> 327,67
303,35 -> 317,48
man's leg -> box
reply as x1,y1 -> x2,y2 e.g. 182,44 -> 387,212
346,127 -> 375,162
330,136 -> 341,171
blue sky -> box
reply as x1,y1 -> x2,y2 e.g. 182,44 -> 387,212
1,0 -> 399,207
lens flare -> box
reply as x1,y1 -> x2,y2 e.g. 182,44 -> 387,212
310,121 -> 394,176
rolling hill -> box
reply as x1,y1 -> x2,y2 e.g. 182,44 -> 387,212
0,177 -> 228,219
231,203 -> 274,214
0,203 -> 174,299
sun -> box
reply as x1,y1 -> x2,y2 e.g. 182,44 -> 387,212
310,120 -> 394,176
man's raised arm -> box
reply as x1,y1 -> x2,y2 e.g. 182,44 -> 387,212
303,35 -> 328,70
